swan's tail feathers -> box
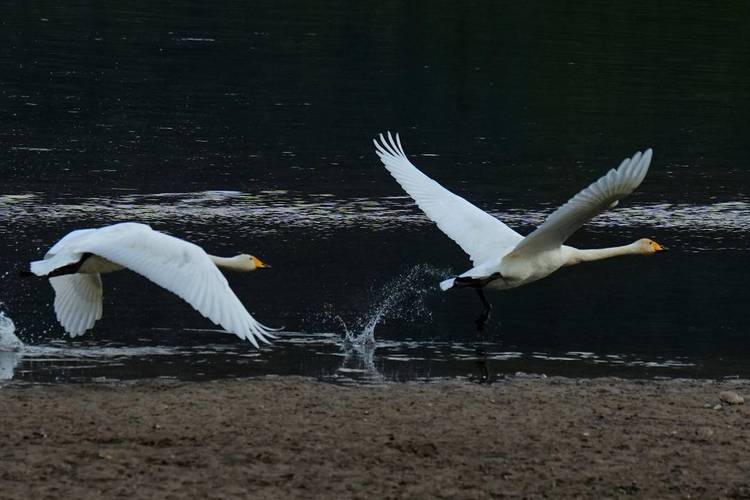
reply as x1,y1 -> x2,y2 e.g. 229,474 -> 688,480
439,278 -> 456,291
30,254 -> 82,277
441,273 -> 503,291
30,259 -> 51,277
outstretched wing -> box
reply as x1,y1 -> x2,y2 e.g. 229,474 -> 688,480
80,223 -> 276,347
511,149 -> 653,256
374,132 -> 523,265
50,274 -> 103,337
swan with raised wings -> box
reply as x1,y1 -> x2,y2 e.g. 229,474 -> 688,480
23,222 -> 278,347
374,132 -> 663,330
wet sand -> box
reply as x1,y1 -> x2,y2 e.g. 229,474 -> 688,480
1,376 -> 748,499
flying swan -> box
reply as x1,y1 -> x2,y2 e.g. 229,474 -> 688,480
23,222 -> 278,347
374,132 -> 664,330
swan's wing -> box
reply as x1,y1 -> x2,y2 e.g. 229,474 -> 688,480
511,149 -> 653,256
50,274 -> 103,337
374,132 -> 523,265
80,223 -> 276,347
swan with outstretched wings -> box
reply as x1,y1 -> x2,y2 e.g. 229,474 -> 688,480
374,132 -> 662,330
25,222 -> 278,347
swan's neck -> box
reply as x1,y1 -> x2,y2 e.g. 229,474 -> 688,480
565,243 -> 642,266
209,255 -> 252,272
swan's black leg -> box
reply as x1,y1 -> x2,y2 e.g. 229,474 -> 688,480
475,288 -> 493,331
453,274 -> 501,331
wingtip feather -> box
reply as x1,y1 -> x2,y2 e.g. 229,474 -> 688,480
641,148 -> 653,167
374,131 -> 408,161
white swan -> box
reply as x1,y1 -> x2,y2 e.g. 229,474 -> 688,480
24,222 -> 278,347
374,132 -> 664,329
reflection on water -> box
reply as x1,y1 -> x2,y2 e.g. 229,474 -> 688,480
2,0 -> 750,383
3,191 -> 750,244
2,190 -> 750,383
339,342 -> 383,384
0,331 -> 719,386
0,306 -> 713,385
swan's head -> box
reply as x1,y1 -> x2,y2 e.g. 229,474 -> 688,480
211,254 -> 271,272
243,254 -> 270,271
636,238 -> 665,255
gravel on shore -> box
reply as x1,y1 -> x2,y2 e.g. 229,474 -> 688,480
1,376 -> 749,499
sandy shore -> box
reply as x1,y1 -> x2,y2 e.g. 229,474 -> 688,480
0,376 -> 748,499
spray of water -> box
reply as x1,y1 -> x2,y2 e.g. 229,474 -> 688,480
337,342 -> 384,383
335,263 -> 450,347
0,309 -> 23,351
0,309 -> 23,381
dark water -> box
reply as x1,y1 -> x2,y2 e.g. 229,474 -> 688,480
1,1 -> 750,384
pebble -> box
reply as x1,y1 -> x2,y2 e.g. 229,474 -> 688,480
696,427 -> 714,439
719,391 -> 745,405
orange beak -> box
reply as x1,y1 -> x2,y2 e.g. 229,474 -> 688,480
252,256 -> 271,269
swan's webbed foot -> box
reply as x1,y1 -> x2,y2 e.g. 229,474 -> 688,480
475,288 -> 493,332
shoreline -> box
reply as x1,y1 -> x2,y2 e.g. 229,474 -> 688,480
1,376 -> 748,498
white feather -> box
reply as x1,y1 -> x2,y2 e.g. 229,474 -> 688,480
50,274 -> 103,337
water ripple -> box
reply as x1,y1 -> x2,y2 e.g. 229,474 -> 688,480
2,191 -> 749,238
0,332 -> 711,386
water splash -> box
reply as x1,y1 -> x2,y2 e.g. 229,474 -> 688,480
0,310 -> 23,351
337,263 -> 450,347
337,342 -> 384,384
0,310 -> 22,381
0,351 -> 20,381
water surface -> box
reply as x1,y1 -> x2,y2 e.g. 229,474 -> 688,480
1,1 -> 749,384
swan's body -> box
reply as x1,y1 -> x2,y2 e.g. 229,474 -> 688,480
374,132 -> 662,328
26,222 -> 277,347
454,241 -> 656,292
